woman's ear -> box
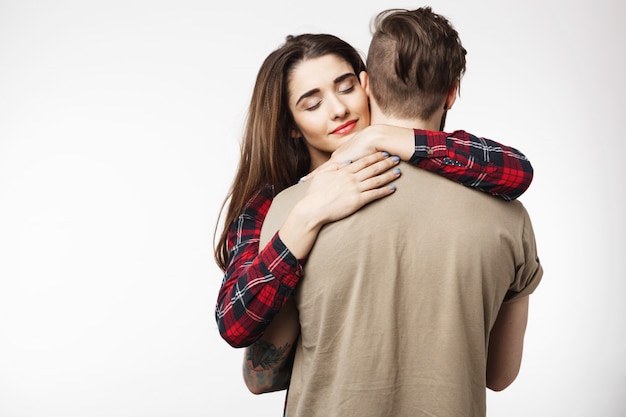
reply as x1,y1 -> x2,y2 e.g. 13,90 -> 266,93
291,128 -> 302,139
359,71 -> 370,96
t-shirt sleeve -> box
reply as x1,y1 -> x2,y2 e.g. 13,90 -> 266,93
504,208 -> 543,302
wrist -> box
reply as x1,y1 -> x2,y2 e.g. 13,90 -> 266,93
292,197 -> 326,232
368,124 -> 415,160
395,126 -> 416,161
278,199 -> 323,259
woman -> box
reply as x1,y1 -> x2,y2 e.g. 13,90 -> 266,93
215,34 -> 533,348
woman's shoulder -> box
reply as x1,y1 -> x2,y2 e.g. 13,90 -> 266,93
241,184 -> 276,218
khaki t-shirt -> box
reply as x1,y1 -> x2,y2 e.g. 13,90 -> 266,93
261,163 -> 542,417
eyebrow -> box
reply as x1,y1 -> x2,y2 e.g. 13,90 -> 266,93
295,72 -> 356,106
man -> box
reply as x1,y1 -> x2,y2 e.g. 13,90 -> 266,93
247,7 -> 543,416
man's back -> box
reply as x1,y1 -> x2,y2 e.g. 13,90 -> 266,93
261,162 -> 542,417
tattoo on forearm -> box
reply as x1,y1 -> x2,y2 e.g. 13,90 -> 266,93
244,340 -> 295,393
246,340 -> 291,370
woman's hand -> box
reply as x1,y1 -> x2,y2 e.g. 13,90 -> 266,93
278,151 -> 401,260
300,124 -> 414,182
300,151 -> 401,225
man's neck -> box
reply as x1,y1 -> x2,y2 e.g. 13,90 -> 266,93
370,113 -> 442,132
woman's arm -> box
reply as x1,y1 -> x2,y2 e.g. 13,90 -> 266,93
278,152 -> 402,258
318,124 -> 533,200
410,128 -> 533,201
215,185 -> 302,348
216,153 -> 401,348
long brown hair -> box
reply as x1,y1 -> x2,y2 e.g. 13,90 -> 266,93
214,34 -> 366,271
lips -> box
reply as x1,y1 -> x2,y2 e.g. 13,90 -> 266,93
331,120 -> 358,135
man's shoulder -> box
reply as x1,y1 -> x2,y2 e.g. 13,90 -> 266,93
394,162 -> 529,217
259,182 -> 309,248
273,181 -> 310,207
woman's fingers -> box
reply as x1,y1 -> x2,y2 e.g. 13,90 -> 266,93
358,182 -> 398,204
343,151 -> 390,173
342,152 -> 401,188
300,160 -> 351,182
359,165 -> 401,191
302,152 -> 401,225
304,151 -> 401,194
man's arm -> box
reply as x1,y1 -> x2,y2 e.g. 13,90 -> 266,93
243,297 -> 300,394
486,295 -> 530,391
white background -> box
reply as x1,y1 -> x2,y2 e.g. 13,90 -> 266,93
1,0 -> 624,416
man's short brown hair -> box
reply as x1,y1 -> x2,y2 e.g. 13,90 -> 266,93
367,7 -> 467,120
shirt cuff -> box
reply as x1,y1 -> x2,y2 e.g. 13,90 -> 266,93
409,129 -> 449,163
270,233 -> 304,290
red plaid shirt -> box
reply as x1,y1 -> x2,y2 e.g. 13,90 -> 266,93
216,129 -> 533,347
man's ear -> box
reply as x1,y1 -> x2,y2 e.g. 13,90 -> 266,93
444,80 -> 459,110
359,71 -> 370,96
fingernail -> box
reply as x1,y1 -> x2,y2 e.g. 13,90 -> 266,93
298,176 -> 306,183
393,168 -> 401,175
382,151 -> 390,157
343,160 -> 352,165
389,184 -> 397,191
392,156 -> 400,162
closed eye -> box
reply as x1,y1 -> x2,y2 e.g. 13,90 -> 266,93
339,85 -> 355,94
305,101 -> 322,111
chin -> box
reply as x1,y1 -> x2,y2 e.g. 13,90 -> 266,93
334,135 -> 354,148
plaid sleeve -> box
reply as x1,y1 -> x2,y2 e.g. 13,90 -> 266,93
215,185 -> 303,348
408,129 -> 534,201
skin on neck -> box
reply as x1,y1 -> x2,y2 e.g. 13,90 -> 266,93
369,101 -> 443,132
363,72 -> 458,132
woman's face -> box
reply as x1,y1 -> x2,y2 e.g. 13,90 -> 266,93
287,54 -> 370,169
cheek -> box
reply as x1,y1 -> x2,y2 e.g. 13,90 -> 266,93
353,93 -> 370,124
351,88 -> 368,108
293,112 -> 325,139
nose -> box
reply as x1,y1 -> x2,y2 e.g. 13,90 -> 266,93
328,94 -> 349,120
